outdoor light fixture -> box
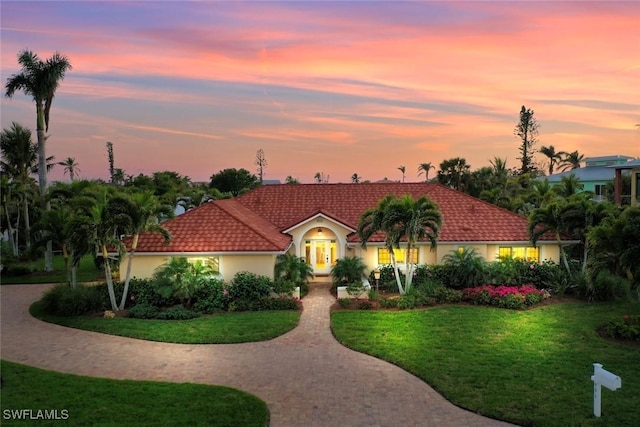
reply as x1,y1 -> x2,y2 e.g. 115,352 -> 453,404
317,228 -> 323,235
374,268 -> 381,295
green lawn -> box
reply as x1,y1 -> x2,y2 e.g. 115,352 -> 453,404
331,301 -> 640,427
31,301 -> 300,344
1,255 -> 105,284
0,360 -> 269,427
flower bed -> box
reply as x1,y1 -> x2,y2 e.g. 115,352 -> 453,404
602,314 -> 640,342
462,285 -> 547,309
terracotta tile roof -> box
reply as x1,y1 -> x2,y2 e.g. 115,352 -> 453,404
132,198 -> 291,253
236,183 -> 551,243
133,182 -> 554,253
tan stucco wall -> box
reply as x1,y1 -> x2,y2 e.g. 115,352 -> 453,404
120,253 -> 277,282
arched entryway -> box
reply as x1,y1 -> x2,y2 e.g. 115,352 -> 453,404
302,227 -> 338,275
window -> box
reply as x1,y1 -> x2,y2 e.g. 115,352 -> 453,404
187,256 -> 219,273
594,184 -> 606,201
498,247 -> 539,263
377,248 -> 418,264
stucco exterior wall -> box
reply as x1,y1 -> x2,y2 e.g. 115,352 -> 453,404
120,253 -> 277,282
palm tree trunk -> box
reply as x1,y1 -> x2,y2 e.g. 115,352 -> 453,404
36,105 -> 53,272
62,245 -> 71,287
4,205 -> 18,256
22,196 -> 31,251
119,234 -> 138,310
556,232 -> 571,274
101,245 -> 118,311
390,250 -> 405,294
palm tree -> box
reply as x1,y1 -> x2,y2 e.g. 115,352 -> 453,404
351,173 -> 361,183
539,145 -> 564,175
559,150 -> 584,171
489,157 -> 508,177
398,165 -> 406,183
58,157 -> 80,181
1,122 -> 39,252
274,253 -> 313,285
417,162 -> 435,182
437,157 -> 471,191
553,174 -> 584,199
528,201 -> 572,273
358,195 -> 441,294
119,191 -> 172,310
5,49 -> 72,271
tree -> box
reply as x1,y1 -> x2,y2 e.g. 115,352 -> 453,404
210,168 -> 260,196
58,157 -> 80,181
398,165 -> 406,183
351,173 -> 361,183
588,206 -> 640,290
559,150 -> 584,171
5,49 -> 72,271
285,176 -> 300,184
358,195 -> 441,294
1,122 -> 40,253
417,162 -> 435,182
514,105 -> 539,175
255,149 -> 267,183
106,141 -> 115,183
274,253 -> 313,286
529,201 -> 572,273
119,191 -> 172,309
539,145 -> 564,175
437,157 -> 471,191
314,172 -> 328,183
552,174 -> 584,199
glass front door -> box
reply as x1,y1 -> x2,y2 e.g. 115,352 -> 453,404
306,239 -> 337,274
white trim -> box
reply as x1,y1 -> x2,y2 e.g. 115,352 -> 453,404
282,213 -> 355,234
107,250 -> 287,257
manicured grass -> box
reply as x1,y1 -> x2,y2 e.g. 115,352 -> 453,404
31,301 -> 300,344
0,360 -> 269,426
331,301 -> 640,427
1,255 -> 104,284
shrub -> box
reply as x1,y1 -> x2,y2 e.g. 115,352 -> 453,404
603,314 -> 640,341
431,286 -> 462,304
346,281 -> 367,298
358,301 -> 373,310
368,264 -> 403,292
154,257 -> 217,307
257,297 -> 300,310
274,253 -> 313,288
442,247 -> 487,288
331,256 -> 367,286
378,297 -> 398,309
271,279 -> 297,297
156,306 -> 201,320
2,263 -> 32,276
227,272 -> 272,303
580,270 -> 632,302
128,303 -> 160,319
424,264 -> 453,288
396,294 -> 417,310
40,284 -> 103,317
192,278 -> 227,314
462,285 -> 545,309
337,298 -> 351,308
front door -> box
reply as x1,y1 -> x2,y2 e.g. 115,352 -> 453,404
305,239 -> 338,275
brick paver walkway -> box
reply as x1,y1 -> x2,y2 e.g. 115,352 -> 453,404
1,284 -> 513,426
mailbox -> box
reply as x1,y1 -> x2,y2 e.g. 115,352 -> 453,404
591,363 -> 622,417
591,364 -> 621,390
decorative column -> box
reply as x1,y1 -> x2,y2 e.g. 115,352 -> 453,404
614,168 -> 622,205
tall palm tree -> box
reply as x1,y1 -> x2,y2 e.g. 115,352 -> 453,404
358,195 -> 441,294
397,165 -> 406,183
58,157 -> 80,181
417,162 -> 435,182
539,145 -> 564,175
559,150 -> 584,171
1,122 -> 39,252
351,173 -> 361,183
119,191 -> 172,310
489,157 -> 508,177
5,49 -> 72,271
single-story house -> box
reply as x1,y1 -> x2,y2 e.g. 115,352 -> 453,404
120,183 -> 567,281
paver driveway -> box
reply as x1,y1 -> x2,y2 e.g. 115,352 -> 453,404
1,283 -> 514,426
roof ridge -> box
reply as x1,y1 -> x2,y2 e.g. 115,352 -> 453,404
215,199 -> 288,248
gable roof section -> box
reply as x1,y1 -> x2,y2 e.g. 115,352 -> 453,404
132,198 -> 291,253
236,183 -> 548,243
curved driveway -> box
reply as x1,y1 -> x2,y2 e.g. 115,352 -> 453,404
1,284 -> 513,427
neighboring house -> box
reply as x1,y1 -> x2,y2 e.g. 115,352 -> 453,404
546,155 -> 634,201
120,183 -> 567,281
610,158 -> 640,205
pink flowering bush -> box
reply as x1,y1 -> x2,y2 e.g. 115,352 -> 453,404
462,284 -> 546,309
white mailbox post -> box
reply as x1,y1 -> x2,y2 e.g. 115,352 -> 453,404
591,363 -> 621,417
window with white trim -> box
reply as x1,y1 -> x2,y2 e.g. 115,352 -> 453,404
498,247 -> 539,262
377,248 -> 418,264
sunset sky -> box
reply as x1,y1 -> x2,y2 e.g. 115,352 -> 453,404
1,1 -> 639,184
